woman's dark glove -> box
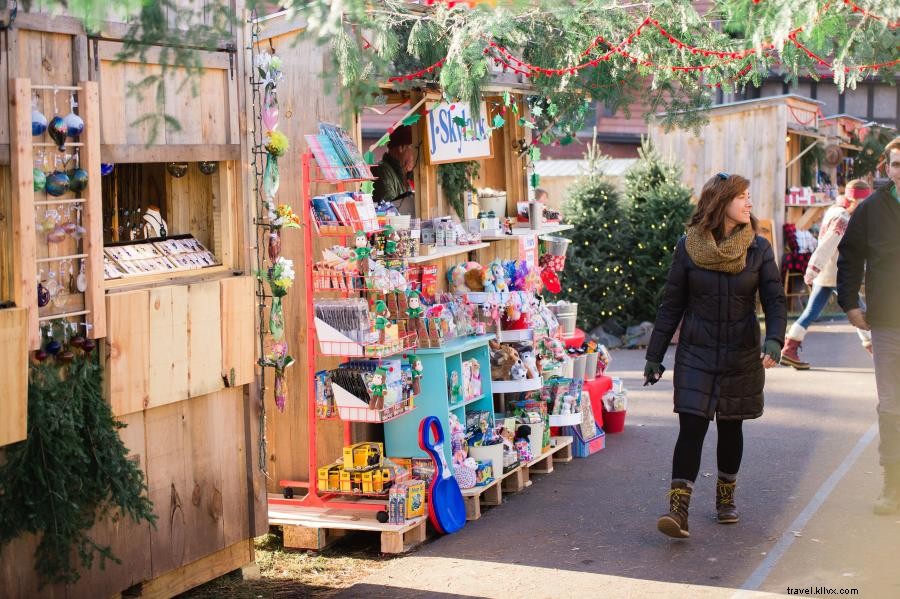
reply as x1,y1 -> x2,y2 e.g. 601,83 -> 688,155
762,339 -> 782,364
643,361 -> 666,386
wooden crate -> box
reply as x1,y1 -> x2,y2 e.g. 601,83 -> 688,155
527,435 -> 575,475
500,463 -> 529,494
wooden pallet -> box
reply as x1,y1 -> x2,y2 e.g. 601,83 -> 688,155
268,495 -> 427,554
460,476 -> 503,520
528,435 -> 575,475
500,463 -> 530,493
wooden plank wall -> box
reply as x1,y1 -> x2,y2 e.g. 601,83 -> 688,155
649,103 -> 787,255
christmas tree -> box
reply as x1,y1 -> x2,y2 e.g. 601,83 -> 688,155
623,138 -> 694,324
562,141 -> 631,331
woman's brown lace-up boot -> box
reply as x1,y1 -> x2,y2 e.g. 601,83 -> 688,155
657,481 -> 692,538
716,478 -> 740,524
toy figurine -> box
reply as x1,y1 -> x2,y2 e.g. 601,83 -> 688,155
373,299 -> 391,344
384,225 -> 400,256
482,267 -> 497,293
409,355 -> 424,395
449,370 -> 462,405
406,289 -> 425,331
490,259 -> 508,293
369,366 -> 388,410
353,230 -> 371,272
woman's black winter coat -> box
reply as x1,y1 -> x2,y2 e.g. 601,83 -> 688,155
646,235 -> 787,421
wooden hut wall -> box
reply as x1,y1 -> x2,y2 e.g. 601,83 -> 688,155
0,4 -> 265,597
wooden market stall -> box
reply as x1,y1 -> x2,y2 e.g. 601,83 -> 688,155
0,4 -> 265,597
649,94 -> 827,257
256,13 -> 588,550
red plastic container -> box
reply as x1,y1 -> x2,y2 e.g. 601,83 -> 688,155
602,409 -> 626,434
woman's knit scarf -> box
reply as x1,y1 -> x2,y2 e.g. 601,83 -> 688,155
685,224 -> 754,274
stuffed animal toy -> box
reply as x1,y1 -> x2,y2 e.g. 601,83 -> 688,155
517,346 -> 539,379
482,267 -> 496,293
489,339 -> 521,381
448,413 -> 468,467
464,264 -> 485,292
509,361 -> 527,381
448,264 -> 469,294
490,260 -> 508,293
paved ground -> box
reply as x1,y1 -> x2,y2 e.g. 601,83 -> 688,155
334,322 -> 900,598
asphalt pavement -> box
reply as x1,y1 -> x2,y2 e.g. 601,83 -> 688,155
335,321 -> 899,599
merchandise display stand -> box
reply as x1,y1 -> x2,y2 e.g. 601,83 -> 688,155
272,150 -> 420,528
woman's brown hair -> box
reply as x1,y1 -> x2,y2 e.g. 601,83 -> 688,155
687,173 -> 757,241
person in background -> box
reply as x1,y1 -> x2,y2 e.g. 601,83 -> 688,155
837,138 -> 900,515
780,179 -> 873,369
644,173 -> 786,539
534,188 -> 549,203
373,125 -> 415,212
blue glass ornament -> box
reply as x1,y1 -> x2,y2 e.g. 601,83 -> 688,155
101,163 -> 115,176
45,171 -> 70,197
32,109 -> 48,136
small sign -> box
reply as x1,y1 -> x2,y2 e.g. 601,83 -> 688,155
425,101 -> 493,165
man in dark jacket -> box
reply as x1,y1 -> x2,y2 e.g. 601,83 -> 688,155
837,137 -> 900,515
373,125 -> 414,214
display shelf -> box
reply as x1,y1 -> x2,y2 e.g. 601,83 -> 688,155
413,334 -> 495,356
331,382 -> 417,423
497,328 -> 534,343
481,223 -> 573,241
314,318 -> 417,358
491,377 -> 543,393
406,243 -> 490,264
450,394 -> 486,411
548,412 -> 583,427
457,290 -> 535,306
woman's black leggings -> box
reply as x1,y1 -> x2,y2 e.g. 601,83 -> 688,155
672,413 -> 743,482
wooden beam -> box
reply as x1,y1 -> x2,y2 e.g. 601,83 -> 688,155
9,78 -> 39,350
97,41 -> 231,69
0,308 -> 28,447
101,144 -> 241,164
80,80 -> 107,339
135,539 -> 253,599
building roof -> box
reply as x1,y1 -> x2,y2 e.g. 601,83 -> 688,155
534,158 -> 637,178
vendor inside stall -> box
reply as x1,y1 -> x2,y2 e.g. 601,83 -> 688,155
373,125 -> 415,215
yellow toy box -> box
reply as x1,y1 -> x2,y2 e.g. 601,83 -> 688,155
361,468 -> 392,494
342,441 -> 384,471
317,462 -> 342,492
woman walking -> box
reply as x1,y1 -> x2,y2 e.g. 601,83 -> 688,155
643,173 -> 787,539
780,179 -> 873,369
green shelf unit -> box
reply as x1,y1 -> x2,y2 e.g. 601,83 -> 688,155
384,334 -> 495,464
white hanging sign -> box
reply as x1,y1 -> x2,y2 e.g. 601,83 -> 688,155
425,101 -> 493,165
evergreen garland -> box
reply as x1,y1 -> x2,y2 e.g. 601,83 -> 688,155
561,148 -> 631,330
0,353 -> 156,586
623,139 -> 695,324
437,161 -> 480,218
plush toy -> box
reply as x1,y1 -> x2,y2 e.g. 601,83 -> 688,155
369,366 -> 388,410
383,225 -> 400,256
353,230 -> 371,271
464,264 -> 485,292
448,413 -> 467,467
448,264 -> 469,294
514,425 -> 533,462
409,354 -> 424,395
406,289 -> 425,321
509,361 -> 527,381
373,300 -> 391,344
448,370 -> 462,404
490,260 -> 508,293
518,346 -> 539,379
489,339 -> 521,381
482,267 -> 496,293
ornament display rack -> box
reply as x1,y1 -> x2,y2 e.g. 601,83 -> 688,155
9,79 -> 105,350
271,150 -> 420,520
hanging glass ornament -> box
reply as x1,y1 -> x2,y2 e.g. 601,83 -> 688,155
101,163 -> 115,176
267,229 -> 282,263
198,161 -> 219,175
167,162 -> 188,178
262,88 -> 279,131
82,338 -> 96,353
33,168 -> 46,192
57,349 -> 75,363
33,349 -> 49,362
269,296 -> 285,342
32,109 -> 48,136
45,171 -> 70,197
48,116 -> 68,151
63,93 -> 85,137
76,259 -> 88,293
68,167 -> 89,193
45,339 -> 62,355
262,153 -> 280,198
37,281 -> 50,307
